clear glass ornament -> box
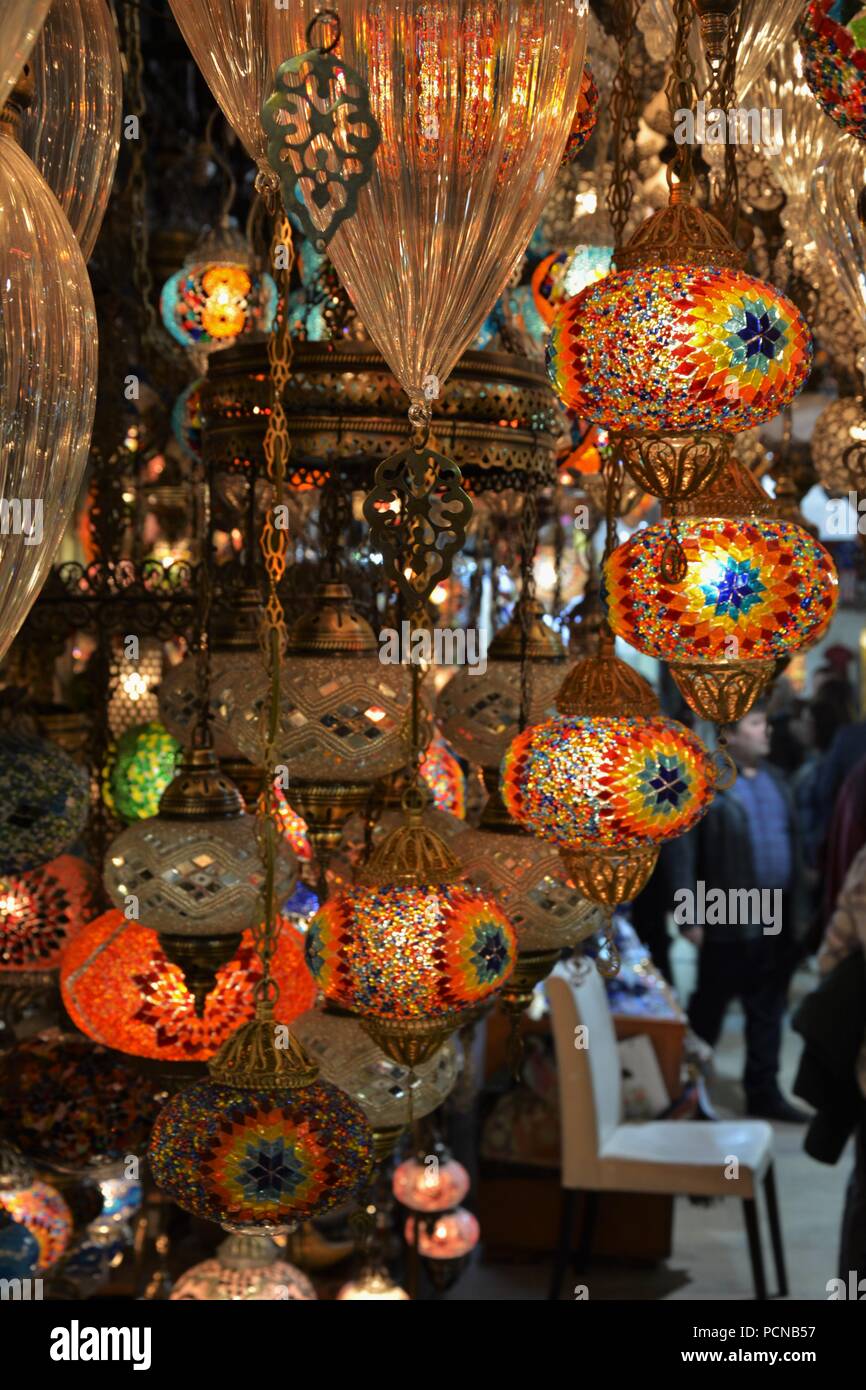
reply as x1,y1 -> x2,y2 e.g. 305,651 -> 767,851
0,1 -> 51,107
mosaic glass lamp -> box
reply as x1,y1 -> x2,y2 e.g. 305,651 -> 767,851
337,1268 -> 410,1300
605,458 -> 839,724
812,394 -> 866,495
502,643 -> 717,908
160,223 -> 277,369
225,583 -> 413,856
436,602 -> 566,771
0,1033 -> 160,1177
0,733 -> 89,874
800,0 -> 866,142
392,1152 -> 470,1213
0,1144 -> 72,1273
561,62 -> 599,164
405,1206 -> 479,1260
0,855 -> 98,978
292,1005 -> 460,1157
170,1233 -> 317,1301
103,721 -> 181,823
306,807 -> 516,1067
547,188 -> 812,511
103,745 -> 298,1008
61,911 -> 315,1065
148,1008 -> 374,1233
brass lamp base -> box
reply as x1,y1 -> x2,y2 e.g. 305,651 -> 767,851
498,949 -> 563,1016
371,1125 -> 405,1163
559,845 -> 659,909
670,659 -> 776,725
286,780 -> 371,854
616,430 -> 730,502
360,1009 -> 477,1070
159,932 -> 243,1016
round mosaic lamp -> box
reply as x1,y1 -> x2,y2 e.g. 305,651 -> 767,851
305,808 -> 516,1067
547,190 -> 812,521
406,1206 -> 479,1291
0,855 -> 98,980
436,602 -> 566,771
812,394 -> 866,496
170,1233 -> 316,1301
148,1008 -> 374,1234
393,1152 -> 470,1213
0,1032 -> 161,1178
224,584 -> 413,856
103,745 -> 298,1008
0,1145 -> 72,1273
605,458 -> 839,724
0,1207 -> 40,1279
502,644 -> 717,909
61,910 -> 315,1067
0,733 -> 89,874
160,222 -> 277,369
337,1268 -> 410,1300
800,0 -> 866,142
103,720 -> 181,823
292,1005 -> 460,1157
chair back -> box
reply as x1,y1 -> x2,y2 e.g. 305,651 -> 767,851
545,961 -> 623,1189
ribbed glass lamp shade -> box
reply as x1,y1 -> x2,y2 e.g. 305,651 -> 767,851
0,127 -> 97,664
812,395 -> 866,496
450,825 -> 599,953
0,1033 -> 160,1176
170,1234 -> 317,1301
61,912 -> 316,1063
605,520 -> 839,665
0,2 -> 51,106
547,266 -> 812,433
436,662 -> 564,771
800,0 -> 866,141
405,1207 -> 479,1259
0,1179 -> 72,1271
0,735 -> 89,875
0,855 -> 98,973
392,1154 -> 470,1213
18,0 -> 122,259
103,811 -> 297,937
291,1007 -> 459,1129
638,0 -> 803,103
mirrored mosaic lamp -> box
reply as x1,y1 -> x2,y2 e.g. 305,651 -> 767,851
0,733 -> 89,875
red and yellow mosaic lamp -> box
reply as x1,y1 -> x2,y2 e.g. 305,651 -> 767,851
0,1144 -> 72,1273
547,186 -> 812,570
305,805 -> 517,1067
800,0 -> 866,142
0,855 -> 98,979
60,911 -> 316,1066
605,458 -> 839,724
502,642 -> 717,913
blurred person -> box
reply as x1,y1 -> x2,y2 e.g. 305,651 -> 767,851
668,706 -> 808,1122
792,680 -> 858,938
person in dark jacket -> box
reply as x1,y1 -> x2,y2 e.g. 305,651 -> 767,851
667,706 -> 808,1123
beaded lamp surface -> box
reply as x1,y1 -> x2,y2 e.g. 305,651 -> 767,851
0,1178 -> 72,1272
812,395 -> 866,495
0,855 -> 98,974
0,1033 -> 161,1176
170,1233 -> 317,1301
800,0 -> 866,141
0,734 -> 89,874
292,1006 -> 460,1131
61,911 -> 316,1063
103,721 -> 181,823
148,1011 -> 374,1233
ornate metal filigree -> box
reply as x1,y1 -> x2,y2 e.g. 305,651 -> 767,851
559,845 -> 660,909
262,12 -> 380,250
670,659 -> 776,726
616,430 -> 731,502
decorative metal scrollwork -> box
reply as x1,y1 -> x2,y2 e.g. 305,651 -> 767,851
262,10 -> 380,250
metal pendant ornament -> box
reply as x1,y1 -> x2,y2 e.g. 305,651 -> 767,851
261,10 -> 380,251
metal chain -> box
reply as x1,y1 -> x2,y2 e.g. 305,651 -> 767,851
123,0 -> 162,370
665,0 -> 698,197
518,488 -> 539,733
193,545 -> 213,749
720,8 -> 742,240
253,210 -> 294,1007
606,0 -> 640,254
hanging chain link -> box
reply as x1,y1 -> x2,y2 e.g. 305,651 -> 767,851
253,211 -> 294,1007
123,0 -> 162,371
607,0 -> 641,253
719,7 -> 742,239
193,544 -> 213,749
665,0 -> 698,197
517,488 -> 539,733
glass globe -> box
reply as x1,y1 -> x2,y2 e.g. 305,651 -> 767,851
103,721 -> 181,823
291,1007 -> 460,1130
160,223 -> 277,364
103,746 -> 298,937
450,824 -> 598,953
170,1233 -> 316,1301
0,1178 -> 72,1272
812,395 -> 866,496
0,734 -> 89,874
337,1268 -> 409,1300
0,1032 -> 160,1177
800,0 -> 866,142
0,854 -> 98,974
98,1176 -> 143,1225
393,1154 -> 470,1213
61,910 -> 316,1063
436,604 -> 566,770
405,1207 -> 479,1259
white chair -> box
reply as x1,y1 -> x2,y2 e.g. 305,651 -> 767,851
545,962 -> 787,1301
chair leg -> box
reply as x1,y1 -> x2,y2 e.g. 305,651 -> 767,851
574,1190 -> 599,1275
742,1197 -> 768,1300
763,1163 -> 788,1298
548,1188 -> 578,1301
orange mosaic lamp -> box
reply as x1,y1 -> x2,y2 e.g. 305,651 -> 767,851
61,911 -> 316,1065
